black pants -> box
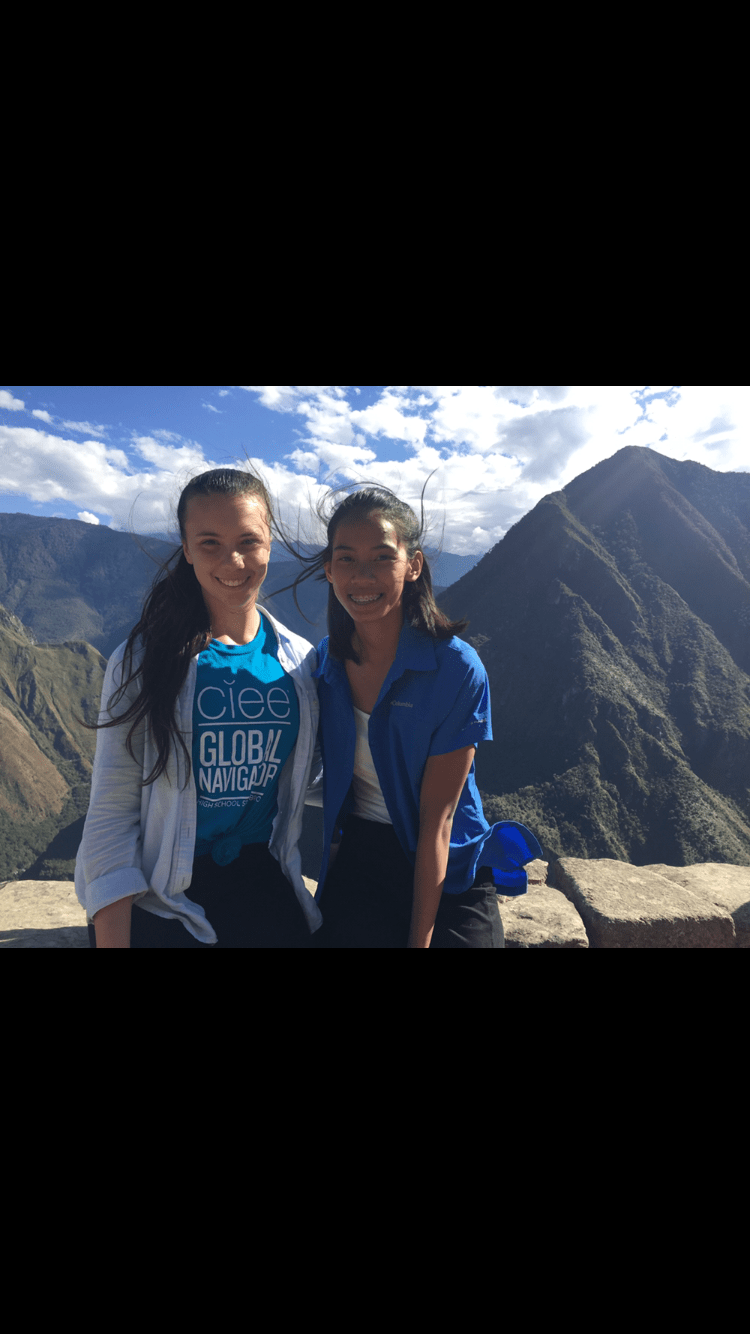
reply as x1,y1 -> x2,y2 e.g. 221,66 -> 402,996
87,842 -> 313,948
313,815 -> 505,949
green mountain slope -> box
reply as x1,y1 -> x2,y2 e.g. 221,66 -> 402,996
0,606 -> 105,880
0,513 -> 176,659
437,446 -> 750,866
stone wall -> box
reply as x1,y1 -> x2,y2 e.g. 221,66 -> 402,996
2,861 -> 749,947
500,859 -> 750,947
0,876 -> 319,948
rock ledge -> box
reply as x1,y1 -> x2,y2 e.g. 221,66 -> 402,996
2,861 -> 748,947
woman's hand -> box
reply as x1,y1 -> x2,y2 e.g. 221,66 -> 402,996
408,746 -> 476,948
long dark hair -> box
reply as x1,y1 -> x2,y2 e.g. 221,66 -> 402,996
83,467 -> 274,788
276,477 -> 468,663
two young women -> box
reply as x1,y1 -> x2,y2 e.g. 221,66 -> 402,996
76,467 -> 540,948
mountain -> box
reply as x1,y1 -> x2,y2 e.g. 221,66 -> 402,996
437,446 -> 750,867
0,513 -> 177,659
260,560 -> 329,642
0,605 -> 105,881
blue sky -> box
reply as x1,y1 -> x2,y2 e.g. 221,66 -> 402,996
1,385 -> 747,555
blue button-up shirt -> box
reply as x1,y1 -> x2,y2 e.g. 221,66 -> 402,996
312,622 -> 541,896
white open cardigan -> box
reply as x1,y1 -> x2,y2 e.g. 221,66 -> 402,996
74,607 -> 323,944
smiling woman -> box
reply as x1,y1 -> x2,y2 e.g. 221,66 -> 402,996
181,492 -> 273,645
324,511 -> 424,689
282,481 -> 542,948
73,466 -> 322,949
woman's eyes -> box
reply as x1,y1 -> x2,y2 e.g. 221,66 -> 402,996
336,554 -> 395,562
202,538 -> 258,548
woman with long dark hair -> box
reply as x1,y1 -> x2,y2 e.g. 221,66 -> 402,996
75,467 -> 321,948
291,481 -> 542,948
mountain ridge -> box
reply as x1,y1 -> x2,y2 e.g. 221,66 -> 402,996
438,446 -> 750,866
0,605 -> 105,878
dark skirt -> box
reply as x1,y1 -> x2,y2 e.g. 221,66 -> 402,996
88,841 -> 313,948
313,815 -> 505,949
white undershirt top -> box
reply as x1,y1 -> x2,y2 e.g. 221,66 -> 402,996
352,706 -> 392,825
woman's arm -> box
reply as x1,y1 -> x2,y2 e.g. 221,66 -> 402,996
409,746 -> 477,949
92,895 -> 136,948
77,646 -> 149,937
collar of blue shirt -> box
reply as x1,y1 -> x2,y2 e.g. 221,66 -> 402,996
314,621 -> 438,703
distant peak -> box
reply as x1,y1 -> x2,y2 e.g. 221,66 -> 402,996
0,604 -> 34,642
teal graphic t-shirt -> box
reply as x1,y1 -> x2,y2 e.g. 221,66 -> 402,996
192,615 -> 300,862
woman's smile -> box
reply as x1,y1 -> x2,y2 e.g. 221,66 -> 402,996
215,574 -> 251,588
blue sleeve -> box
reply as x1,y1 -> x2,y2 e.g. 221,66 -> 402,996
427,645 -> 493,756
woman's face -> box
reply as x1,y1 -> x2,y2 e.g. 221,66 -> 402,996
324,510 -> 423,634
182,492 -> 271,624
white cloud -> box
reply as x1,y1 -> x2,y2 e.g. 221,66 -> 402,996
202,402 -> 222,413
301,441 -> 379,476
4,388 -> 748,558
285,449 -> 321,473
61,419 -> 109,437
0,389 -> 25,411
0,426 -> 133,499
693,411 -> 735,441
77,511 -> 100,524
495,405 -> 594,481
0,423 -> 214,534
238,385 -> 750,552
236,387 -> 580,548
349,389 -> 428,448
32,409 -> 54,423
496,386 -> 570,406
295,395 -> 357,448
131,435 -> 209,472
240,386 -> 340,413
418,387 -> 529,455
241,386 -> 299,412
